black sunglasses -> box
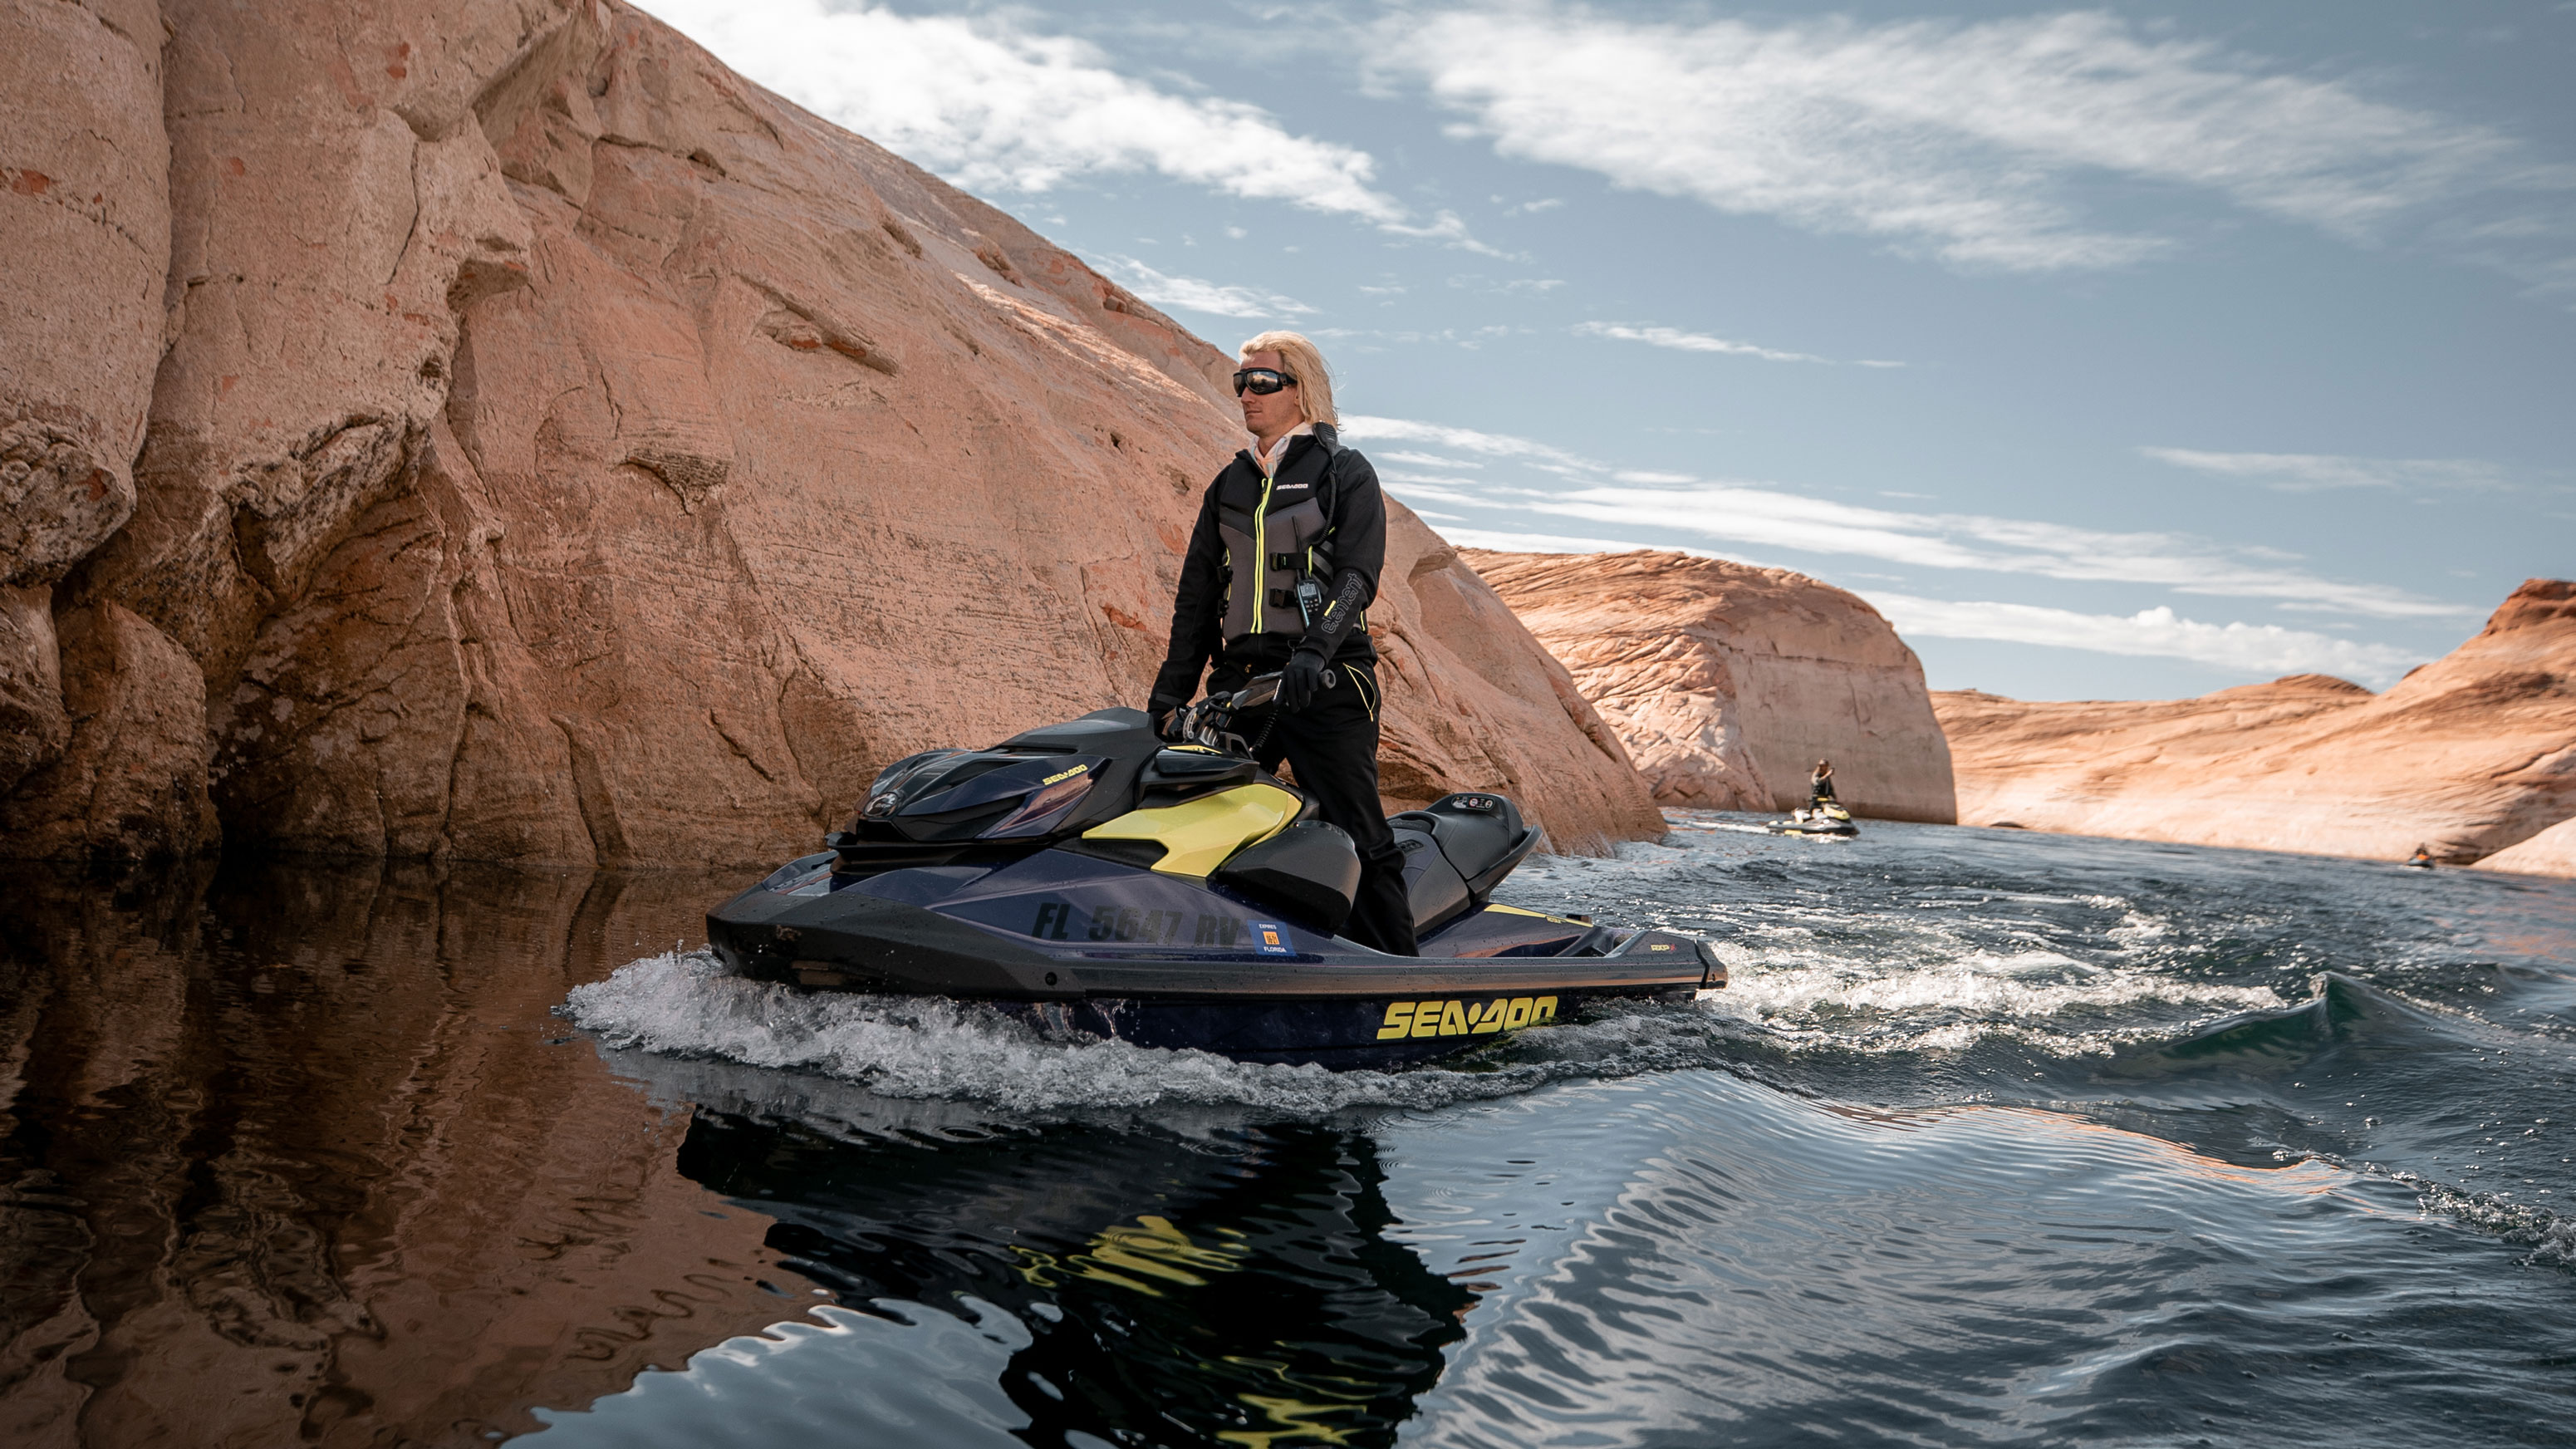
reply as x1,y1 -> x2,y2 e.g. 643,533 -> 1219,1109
1232,367 -> 1298,396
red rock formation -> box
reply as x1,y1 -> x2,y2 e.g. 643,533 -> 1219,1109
1463,549 -> 1956,823
1933,579 -> 2576,865
0,0 -> 1658,866
2475,816 -> 2576,880
0,0 -> 169,804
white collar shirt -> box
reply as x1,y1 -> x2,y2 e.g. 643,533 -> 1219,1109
1254,423 -> 1313,479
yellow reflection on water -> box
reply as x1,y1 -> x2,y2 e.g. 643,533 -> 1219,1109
1015,1214 -> 1250,1297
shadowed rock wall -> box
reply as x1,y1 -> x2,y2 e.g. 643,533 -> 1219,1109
0,0 -> 1659,866
2475,815 -> 2576,879
1934,579 -> 2576,871
1464,549 -> 1956,823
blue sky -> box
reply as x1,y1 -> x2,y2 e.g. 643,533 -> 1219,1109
642,0 -> 2574,700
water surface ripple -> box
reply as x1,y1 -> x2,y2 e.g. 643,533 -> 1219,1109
4,816 -> 2572,1446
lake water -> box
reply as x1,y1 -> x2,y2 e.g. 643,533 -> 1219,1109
4,814 -> 2573,1447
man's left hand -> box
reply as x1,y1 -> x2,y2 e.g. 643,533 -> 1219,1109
1279,651 -> 1328,713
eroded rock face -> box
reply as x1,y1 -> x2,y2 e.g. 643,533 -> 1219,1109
1,0 -> 1657,865
2475,816 -> 2576,880
1933,579 -> 2576,866
1463,549 -> 1956,823
0,0 -> 170,793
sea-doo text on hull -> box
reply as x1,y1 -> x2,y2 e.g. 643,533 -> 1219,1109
707,678 -> 1720,1068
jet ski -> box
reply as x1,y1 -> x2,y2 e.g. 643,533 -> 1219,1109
706,675 -> 1721,1069
1766,803 -> 1859,837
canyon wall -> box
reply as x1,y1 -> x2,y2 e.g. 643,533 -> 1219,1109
1933,579 -> 2576,871
0,0 -> 1658,867
2475,816 -> 2576,880
1464,549 -> 1956,823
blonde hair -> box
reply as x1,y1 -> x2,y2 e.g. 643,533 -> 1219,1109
1238,331 -> 1337,426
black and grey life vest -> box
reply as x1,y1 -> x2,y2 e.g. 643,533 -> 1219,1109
1217,433 -> 1359,644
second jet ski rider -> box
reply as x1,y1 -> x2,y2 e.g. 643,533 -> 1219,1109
1147,331 -> 1417,957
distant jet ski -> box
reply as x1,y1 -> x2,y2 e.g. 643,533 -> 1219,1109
2404,843 -> 2436,869
705,674 -> 1721,1070
1766,803 -> 1859,837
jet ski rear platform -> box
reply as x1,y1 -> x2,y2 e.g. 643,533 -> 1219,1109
708,691 -> 1720,1070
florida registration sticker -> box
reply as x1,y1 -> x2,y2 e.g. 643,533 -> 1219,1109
1249,921 -> 1293,956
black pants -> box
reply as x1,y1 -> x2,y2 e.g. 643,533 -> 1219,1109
1214,661 -> 1418,956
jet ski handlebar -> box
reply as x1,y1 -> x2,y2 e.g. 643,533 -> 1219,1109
1174,666 -> 1338,756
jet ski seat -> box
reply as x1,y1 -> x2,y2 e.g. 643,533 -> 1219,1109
1391,793 -> 1543,935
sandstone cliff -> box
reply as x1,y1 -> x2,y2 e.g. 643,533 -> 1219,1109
2475,816 -> 2576,880
0,0 -> 1658,867
1462,549 -> 1956,823
1932,579 -> 2576,868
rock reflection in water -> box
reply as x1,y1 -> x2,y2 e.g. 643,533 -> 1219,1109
0,859 -> 817,1447
652,1108 -> 1473,1449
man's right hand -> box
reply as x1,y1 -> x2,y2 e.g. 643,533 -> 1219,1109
1151,700 -> 1187,741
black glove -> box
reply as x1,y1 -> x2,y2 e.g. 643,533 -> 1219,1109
1278,651 -> 1328,713
1149,697 -> 1187,741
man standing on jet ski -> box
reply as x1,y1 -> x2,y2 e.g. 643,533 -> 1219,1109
1809,759 -> 1838,812
1147,332 -> 1418,957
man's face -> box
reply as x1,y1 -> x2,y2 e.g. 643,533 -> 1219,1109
1238,349 -> 1301,438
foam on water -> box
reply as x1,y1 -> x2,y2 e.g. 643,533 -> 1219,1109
1703,946 -> 2288,1054
559,949 -> 1757,1115
2407,1176 -> 2576,1268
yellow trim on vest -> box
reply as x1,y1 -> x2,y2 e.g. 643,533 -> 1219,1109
1082,783 -> 1302,877
1249,473 -> 1275,635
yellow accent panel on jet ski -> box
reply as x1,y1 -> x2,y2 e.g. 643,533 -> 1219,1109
1082,783 -> 1302,877
1485,904 -> 1579,923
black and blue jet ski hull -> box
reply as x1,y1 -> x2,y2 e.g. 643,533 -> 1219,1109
705,847 -> 1718,1069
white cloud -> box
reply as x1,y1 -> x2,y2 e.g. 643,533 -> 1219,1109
1345,414 -> 2479,621
1531,482 -> 2472,619
1862,594 -> 2425,686
1089,255 -> 1312,319
1426,528 -> 2426,682
1576,321 -> 1831,364
644,0 -> 1419,228
1376,474 -> 1486,505
2142,446 -> 2516,492
1379,449 -> 1484,469
1430,527 -> 1720,558
1386,7 -> 2569,274
1340,414 -> 1597,472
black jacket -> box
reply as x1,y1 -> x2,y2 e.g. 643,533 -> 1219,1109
1150,425 -> 1386,710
